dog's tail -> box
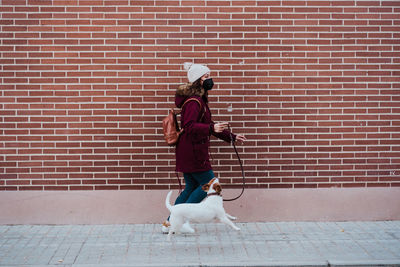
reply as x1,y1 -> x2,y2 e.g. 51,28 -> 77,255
165,191 -> 173,212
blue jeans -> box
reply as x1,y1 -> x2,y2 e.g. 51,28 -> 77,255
166,170 -> 214,221
174,170 -> 215,205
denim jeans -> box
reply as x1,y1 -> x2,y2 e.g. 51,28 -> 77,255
174,170 -> 215,205
166,170 -> 214,221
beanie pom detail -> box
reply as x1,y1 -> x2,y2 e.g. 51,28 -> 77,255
183,62 -> 193,71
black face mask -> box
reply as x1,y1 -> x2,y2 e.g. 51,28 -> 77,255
203,78 -> 214,91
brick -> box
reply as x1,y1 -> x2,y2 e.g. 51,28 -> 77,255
0,1 -> 399,191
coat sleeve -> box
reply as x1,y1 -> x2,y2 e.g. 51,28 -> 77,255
181,100 -> 210,141
210,122 -> 236,143
182,99 -> 237,143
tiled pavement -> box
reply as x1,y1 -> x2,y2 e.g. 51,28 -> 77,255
0,221 -> 399,267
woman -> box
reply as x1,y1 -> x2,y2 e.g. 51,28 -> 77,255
162,62 -> 246,233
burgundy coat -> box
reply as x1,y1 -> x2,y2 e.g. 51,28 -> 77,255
175,95 -> 235,173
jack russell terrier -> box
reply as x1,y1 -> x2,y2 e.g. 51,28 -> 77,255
165,178 -> 240,240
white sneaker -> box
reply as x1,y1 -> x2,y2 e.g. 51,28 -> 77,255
161,221 -> 170,234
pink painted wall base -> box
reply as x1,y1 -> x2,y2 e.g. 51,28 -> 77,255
0,188 -> 399,224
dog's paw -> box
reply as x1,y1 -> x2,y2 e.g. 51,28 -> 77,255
181,223 -> 195,234
182,227 -> 195,234
226,213 -> 237,221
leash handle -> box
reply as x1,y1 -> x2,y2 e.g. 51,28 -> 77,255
223,124 -> 246,202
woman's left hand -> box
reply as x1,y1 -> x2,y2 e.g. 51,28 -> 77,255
235,134 -> 247,145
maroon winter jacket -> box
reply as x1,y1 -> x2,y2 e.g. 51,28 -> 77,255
175,94 -> 235,173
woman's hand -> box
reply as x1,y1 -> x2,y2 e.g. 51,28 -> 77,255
235,134 -> 247,145
214,123 -> 247,144
213,122 -> 229,133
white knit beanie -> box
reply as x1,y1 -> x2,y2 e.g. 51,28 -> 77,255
184,62 -> 210,83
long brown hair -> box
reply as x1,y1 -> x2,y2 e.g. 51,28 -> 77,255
176,78 -> 205,97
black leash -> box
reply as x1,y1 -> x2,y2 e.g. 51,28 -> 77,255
176,172 -> 182,194
175,124 -> 246,201
223,124 -> 245,202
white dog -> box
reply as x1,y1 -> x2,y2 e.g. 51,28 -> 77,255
165,178 -> 240,240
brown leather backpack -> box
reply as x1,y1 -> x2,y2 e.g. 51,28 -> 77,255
162,98 -> 202,146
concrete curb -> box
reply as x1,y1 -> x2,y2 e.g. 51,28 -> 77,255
6,263 -> 400,267
328,259 -> 400,266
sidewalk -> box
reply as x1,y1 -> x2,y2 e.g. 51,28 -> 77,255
0,221 -> 399,267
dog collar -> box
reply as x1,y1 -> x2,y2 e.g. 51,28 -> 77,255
207,192 -> 221,197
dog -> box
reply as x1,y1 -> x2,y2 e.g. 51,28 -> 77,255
165,178 -> 240,240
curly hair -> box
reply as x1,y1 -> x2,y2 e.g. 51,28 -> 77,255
176,78 -> 205,97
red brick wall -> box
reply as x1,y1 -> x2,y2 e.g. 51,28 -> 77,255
1,0 -> 399,191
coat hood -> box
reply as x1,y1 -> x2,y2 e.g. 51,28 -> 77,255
175,83 -> 206,108
175,94 -> 187,108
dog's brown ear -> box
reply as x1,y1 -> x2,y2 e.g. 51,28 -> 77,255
202,184 -> 209,191
214,184 -> 221,194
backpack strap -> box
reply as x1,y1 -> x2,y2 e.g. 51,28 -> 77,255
182,97 -> 201,108
181,97 -> 205,122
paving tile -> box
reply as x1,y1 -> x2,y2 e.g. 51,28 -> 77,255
0,222 -> 399,266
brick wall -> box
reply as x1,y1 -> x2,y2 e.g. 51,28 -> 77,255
0,0 -> 399,191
